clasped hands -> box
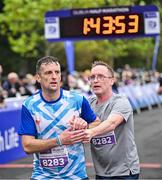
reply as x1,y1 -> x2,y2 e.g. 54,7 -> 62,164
59,116 -> 93,145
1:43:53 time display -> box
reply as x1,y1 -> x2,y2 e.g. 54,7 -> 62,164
83,14 -> 141,35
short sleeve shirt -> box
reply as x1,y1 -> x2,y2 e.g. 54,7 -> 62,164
19,89 -> 96,180
89,93 -> 140,177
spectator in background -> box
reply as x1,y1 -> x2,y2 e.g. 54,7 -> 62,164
157,73 -> 162,94
68,72 -> 78,90
0,89 -> 6,108
0,82 -> 6,108
0,65 -> 3,83
0,64 -> 3,90
0,65 -> 6,108
122,64 -> 134,85
34,80 -> 41,92
61,69 -> 70,90
2,72 -> 35,98
18,74 -> 33,96
77,70 -> 92,96
112,72 -> 119,93
2,72 -> 20,97
25,73 -> 37,94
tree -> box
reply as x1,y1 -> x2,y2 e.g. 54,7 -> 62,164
0,0 -> 161,73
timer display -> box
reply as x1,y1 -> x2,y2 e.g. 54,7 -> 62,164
45,5 -> 160,41
59,13 -> 143,38
83,15 -> 139,35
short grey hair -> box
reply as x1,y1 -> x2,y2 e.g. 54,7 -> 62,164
92,61 -> 114,77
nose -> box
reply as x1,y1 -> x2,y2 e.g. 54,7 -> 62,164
51,72 -> 57,78
93,76 -> 98,82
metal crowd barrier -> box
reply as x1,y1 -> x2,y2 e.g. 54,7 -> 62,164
118,82 -> 162,113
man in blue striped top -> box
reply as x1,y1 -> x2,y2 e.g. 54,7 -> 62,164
18,56 -> 100,180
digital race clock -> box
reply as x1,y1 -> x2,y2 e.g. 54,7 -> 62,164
45,5 -> 160,41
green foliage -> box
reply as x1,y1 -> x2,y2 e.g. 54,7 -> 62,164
0,0 -> 162,73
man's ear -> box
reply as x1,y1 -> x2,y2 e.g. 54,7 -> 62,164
36,73 -> 41,83
110,78 -> 115,86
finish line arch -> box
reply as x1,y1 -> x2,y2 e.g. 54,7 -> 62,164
44,5 -> 160,73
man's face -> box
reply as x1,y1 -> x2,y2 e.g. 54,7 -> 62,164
36,62 -> 61,92
90,65 -> 114,96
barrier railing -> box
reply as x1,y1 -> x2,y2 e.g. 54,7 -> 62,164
118,82 -> 162,113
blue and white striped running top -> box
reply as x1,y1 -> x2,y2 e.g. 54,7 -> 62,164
19,89 -> 96,180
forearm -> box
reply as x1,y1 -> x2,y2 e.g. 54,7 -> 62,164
22,129 -> 86,154
88,117 -> 101,128
90,119 -> 115,137
89,114 -> 124,137
22,136 -> 57,154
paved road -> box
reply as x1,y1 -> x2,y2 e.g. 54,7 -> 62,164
0,106 -> 162,179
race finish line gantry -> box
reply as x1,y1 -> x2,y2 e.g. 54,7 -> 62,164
44,5 -> 160,72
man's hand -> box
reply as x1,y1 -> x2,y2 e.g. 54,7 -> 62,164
82,129 -> 95,144
60,128 -> 86,145
69,116 -> 88,130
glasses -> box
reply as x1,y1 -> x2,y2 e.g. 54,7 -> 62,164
88,74 -> 113,82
